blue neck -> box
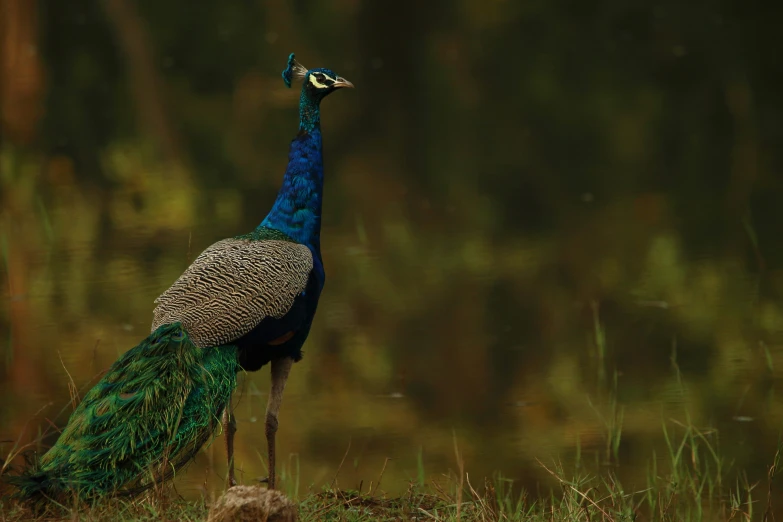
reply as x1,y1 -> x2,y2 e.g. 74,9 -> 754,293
298,91 -> 321,134
259,123 -> 324,250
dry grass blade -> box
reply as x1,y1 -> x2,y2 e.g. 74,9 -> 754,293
57,351 -> 80,408
453,430 -> 464,521
329,438 -> 351,493
763,443 -> 781,522
1,401 -> 54,475
418,506 -> 440,520
536,458 -> 612,521
371,457 -> 391,496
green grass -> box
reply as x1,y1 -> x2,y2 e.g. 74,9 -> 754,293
1,419 -> 780,521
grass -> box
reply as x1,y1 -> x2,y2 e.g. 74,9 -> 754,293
0,306 -> 777,520
1,419 -> 781,521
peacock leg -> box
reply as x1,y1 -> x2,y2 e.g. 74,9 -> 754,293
265,356 -> 293,489
222,398 -> 237,487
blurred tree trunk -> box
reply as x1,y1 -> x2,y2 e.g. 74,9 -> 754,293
0,0 -> 45,144
0,0 -> 47,448
725,81 -> 762,272
102,0 -> 186,169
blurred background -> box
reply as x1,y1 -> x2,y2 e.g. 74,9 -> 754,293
2,0 -> 783,503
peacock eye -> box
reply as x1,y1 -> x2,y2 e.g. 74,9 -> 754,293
307,72 -> 334,89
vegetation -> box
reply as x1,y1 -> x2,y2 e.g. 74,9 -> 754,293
2,419 -> 781,521
3,410 -> 783,520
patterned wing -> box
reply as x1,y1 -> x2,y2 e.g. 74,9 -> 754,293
151,238 -> 313,348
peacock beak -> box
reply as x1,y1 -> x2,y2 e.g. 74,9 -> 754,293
333,77 -> 354,89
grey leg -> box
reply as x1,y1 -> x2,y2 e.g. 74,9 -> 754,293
265,357 -> 293,489
222,395 -> 237,487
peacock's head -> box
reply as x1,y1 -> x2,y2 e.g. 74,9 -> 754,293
282,53 -> 353,102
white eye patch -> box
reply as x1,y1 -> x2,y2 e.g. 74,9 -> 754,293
308,73 -> 335,89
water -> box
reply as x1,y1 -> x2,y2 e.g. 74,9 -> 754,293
2,0 -> 783,503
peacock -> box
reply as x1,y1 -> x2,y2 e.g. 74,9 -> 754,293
8,53 -> 353,502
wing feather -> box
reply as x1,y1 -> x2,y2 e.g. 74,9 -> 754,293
151,238 -> 313,347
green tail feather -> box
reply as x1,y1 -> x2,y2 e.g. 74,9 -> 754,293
7,323 -> 239,503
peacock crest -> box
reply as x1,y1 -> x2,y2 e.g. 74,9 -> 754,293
282,53 -> 308,88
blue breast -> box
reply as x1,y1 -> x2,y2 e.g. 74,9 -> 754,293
260,129 -> 324,251
237,125 -> 327,370
235,259 -> 323,371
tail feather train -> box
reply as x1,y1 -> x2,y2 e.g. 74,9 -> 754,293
6,323 -> 238,502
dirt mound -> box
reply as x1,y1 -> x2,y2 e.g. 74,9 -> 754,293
207,485 -> 297,522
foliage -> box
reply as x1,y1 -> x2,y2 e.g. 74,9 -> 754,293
1,420 -> 780,521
